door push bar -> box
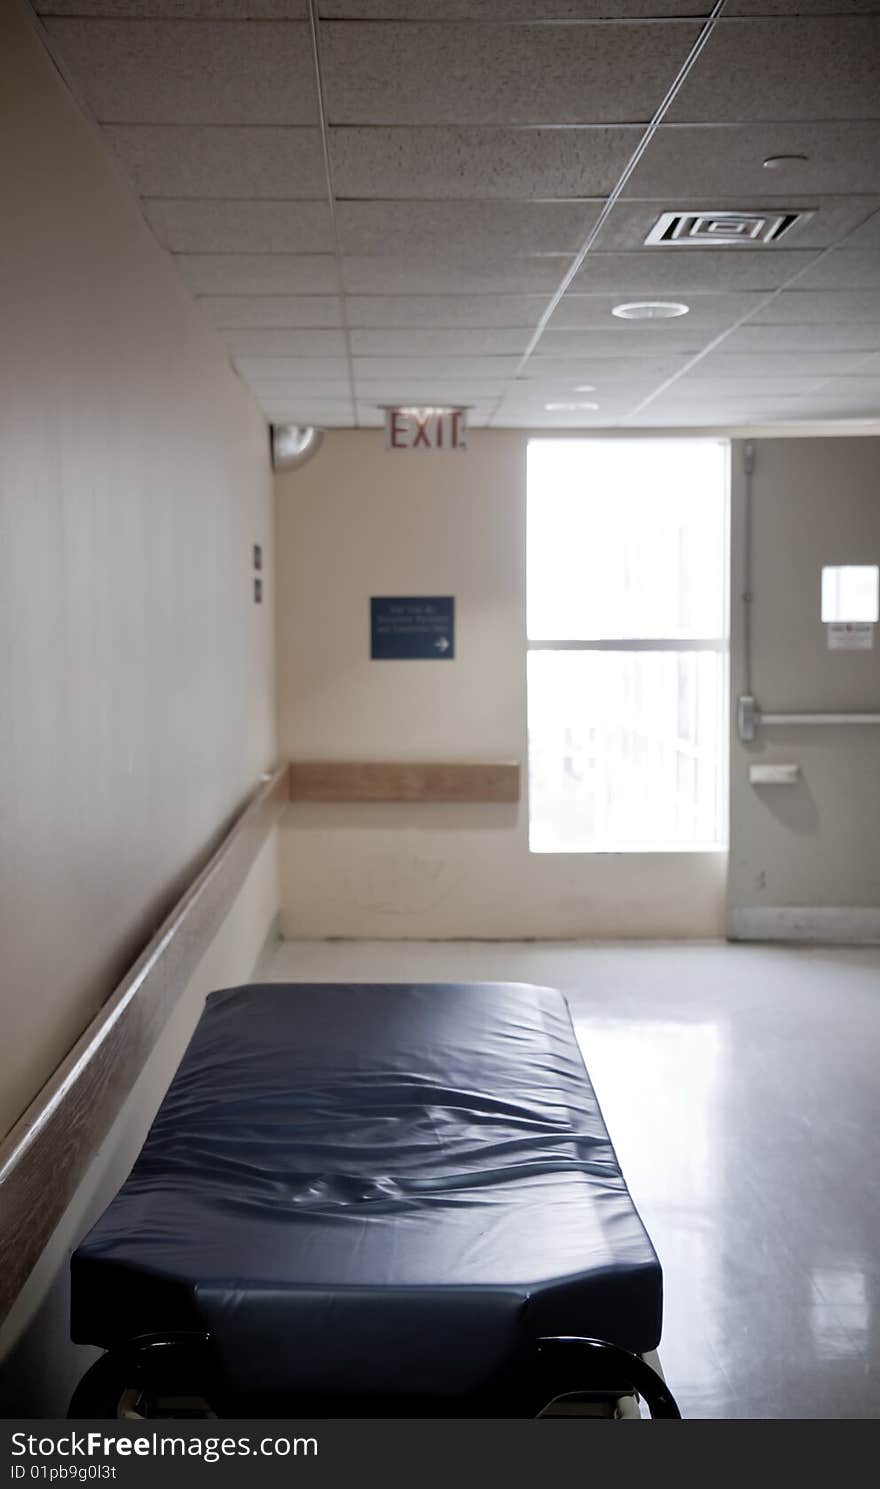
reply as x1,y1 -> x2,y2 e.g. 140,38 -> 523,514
737,694 -> 880,743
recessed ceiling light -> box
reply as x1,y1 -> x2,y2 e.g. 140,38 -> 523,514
573,384 -> 596,393
612,301 -> 689,320
763,154 -> 809,169
545,401 -> 600,412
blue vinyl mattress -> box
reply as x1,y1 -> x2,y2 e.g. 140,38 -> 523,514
71,982 -> 663,1398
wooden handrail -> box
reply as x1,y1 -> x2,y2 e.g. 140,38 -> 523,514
0,762 -> 290,1327
288,760 -> 520,804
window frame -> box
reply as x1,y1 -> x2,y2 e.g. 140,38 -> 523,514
526,436 -> 731,856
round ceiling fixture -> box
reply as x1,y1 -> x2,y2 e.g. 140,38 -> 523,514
270,424 -> 324,471
545,401 -> 600,412
762,154 -> 809,169
612,301 -> 689,320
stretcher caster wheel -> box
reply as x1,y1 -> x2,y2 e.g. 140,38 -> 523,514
68,1333 -> 218,1419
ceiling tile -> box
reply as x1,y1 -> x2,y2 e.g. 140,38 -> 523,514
504,417 -> 648,431
666,374 -> 828,396
335,200 -> 601,257
354,381 -> 509,400
245,379 -> 355,397
353,356 -> 522,377
350,329 -> 531,355
197,296 -> 343,327
45,0 -> 880,435
494,408 -> 635,428
36,3 -> 309,14
257,393 -> 351,405
345,295 -> 549,327
642,390 -> 808,410
175,254 -> 338,293
321,21 -> 701,126
710,322 -> 880,354
548,290 -> 767,327
522,354 -> 693,381
341,257 -> 567,294
318,3 -> 713,15
758,391 -> 880,417
626,124 -> 880,199
835,207 -> 880,250
623,407 -> 702,423
497,414 -> 638,430
638,402 -> 791,425
694,350 -> 871,376
356,399 -> 496,416
668,19 -> 880,123
221,329 -> 348,356
789,250 -> 880,291
235,356 -> 351,378
538,326 -> 707,354
815,370 -> 880,389
750,290 -> 880,322
499,386 -> 659,407
572,249 -> 817,293
726,3 -> 880,12
105,125 -> 326,198
329,126 -> 640,198
42,20 -> 317,125
842,352 -> 880,375
142,200 -> 333,254
600,197 -> 880,252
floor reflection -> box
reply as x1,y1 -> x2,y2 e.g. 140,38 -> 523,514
260,937 -> 880,1419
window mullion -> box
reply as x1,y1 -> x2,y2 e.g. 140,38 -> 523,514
527,638 -> 727,653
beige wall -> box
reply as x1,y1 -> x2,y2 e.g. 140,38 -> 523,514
728,437 -> 880,939
276,429 -> 727,938
0,0 -> 276,1138
0,834 -> 280,1416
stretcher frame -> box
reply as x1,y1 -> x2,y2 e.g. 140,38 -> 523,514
69,1331 -> 680,1420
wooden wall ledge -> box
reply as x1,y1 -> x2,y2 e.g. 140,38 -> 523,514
288,760 -> 520,804
0,762 -> 290,1329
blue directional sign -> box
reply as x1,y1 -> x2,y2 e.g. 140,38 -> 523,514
371,597 -> 455,660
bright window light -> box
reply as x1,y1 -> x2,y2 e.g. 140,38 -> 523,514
527,439 -> 729,854
821,565 -> 879,624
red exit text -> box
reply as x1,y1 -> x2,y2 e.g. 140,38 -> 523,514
385,407 -> 467,452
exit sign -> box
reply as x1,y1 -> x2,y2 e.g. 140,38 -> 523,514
384,406 -> 467,452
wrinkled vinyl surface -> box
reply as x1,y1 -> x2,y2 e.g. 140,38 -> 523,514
71,983 -> 662,1398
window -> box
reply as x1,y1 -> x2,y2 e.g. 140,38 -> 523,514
821,565 -> 879,624
527,439 -> 729,853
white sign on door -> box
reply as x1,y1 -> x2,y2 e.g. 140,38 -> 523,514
827,622 -> 874,650
384,406 -> 467,452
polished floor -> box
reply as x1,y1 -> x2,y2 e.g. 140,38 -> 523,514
255,937 -> 880,1420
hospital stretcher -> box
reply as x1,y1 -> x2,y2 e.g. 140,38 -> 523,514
68,982 -> 680,1419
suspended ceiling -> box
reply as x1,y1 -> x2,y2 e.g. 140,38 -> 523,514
30,1 -> 880,430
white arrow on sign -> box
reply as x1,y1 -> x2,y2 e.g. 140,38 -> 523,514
434,637 -> 450,652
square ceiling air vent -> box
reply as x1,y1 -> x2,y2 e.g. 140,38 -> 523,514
645,210 -> 811,246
